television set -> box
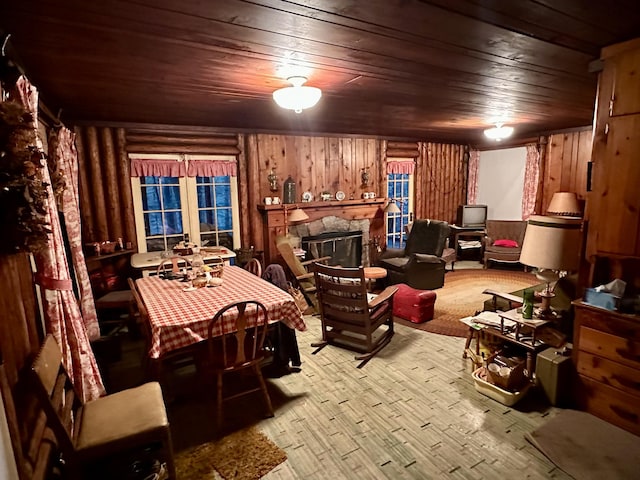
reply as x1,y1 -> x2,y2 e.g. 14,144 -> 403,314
457,204 -> 488,228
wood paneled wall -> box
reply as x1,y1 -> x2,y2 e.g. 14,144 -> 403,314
540,128 -> 592,213
415,143 -> 468,224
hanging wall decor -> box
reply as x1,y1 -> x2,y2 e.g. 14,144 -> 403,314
0,100 -> 50,253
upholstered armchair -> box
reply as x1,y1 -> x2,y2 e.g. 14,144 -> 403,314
482,220 -> 527,268
378,219 -> 451,290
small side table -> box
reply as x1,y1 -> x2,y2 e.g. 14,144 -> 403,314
363,266 -> 387,292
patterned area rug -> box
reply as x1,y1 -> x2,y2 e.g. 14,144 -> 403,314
175,426 -> 287,479
394,269 -> 538,337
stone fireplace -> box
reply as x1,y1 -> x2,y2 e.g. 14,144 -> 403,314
289,216 -> 371,267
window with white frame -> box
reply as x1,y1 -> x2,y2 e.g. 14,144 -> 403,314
386,172 -> 414,249
130,154 -> 240,252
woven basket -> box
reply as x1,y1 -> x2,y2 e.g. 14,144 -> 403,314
208,256 -> 224,278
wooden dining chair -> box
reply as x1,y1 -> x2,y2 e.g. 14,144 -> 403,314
29,334 -> 176,479
244,257 -> 263,277
207,300 -> 273,428
156,256 -> 192,276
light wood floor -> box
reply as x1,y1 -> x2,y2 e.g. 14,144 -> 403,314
256,315 -> 568,480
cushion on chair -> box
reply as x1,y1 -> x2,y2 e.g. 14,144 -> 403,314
77,381 -> 169,454
392,283 -> 437,323
493,239 -> 519,248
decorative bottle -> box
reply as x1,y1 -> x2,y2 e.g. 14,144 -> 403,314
283,175 -> 296,204
522,289 -> 534,319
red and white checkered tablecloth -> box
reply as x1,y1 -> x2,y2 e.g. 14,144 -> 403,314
136,266 -> 306,358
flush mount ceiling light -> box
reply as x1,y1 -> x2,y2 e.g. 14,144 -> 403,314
484,123 -> 514,141
272,76 -> 322,113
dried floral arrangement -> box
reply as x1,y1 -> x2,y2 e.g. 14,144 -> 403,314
0,100 -> 51,253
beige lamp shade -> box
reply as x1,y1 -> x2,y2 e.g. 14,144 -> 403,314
384,201 -> 401,214
547,192 -> 581,217
519,215 -> 582,272
288,207 -> 309,223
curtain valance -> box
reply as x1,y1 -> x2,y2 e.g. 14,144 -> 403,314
187,159 -> 237,177
386,160 -> 415,175
131,158 -> 186,177
130,158 -> 237,177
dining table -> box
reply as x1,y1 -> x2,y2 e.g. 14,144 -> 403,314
136,265 -> 307,359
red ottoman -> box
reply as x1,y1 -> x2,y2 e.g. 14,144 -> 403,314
392,283 -> 437,323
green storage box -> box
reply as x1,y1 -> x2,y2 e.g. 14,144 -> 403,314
535,346 -> 573,406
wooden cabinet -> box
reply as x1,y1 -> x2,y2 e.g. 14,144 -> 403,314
588,38 -> 640,259
572,301 -> 640,436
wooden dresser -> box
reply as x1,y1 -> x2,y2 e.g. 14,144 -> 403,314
572,300 -> 640,436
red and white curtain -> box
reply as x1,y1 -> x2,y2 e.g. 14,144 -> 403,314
13,76 -> 105,402
521,143 -> 540,220
386,159 -> 415,175
130,157 -> 238,178
467,148 -> 480,204
49,127 -> 100,340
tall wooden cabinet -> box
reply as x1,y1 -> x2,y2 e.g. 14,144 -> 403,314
587,38 -> 640,259
574,38 -> 640,436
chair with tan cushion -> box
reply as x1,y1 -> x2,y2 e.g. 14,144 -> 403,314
483,220 -> 527,269
30,334 -> 176,479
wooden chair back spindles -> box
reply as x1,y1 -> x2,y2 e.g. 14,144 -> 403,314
244,258 -> 263,277
313,263 -> 397,368
207,300 -> 273,427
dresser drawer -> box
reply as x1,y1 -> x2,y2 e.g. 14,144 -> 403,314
575,304 -> 640,341
579,326 -> 640,369
576,350 -> 640,397
576,374 -> 640,436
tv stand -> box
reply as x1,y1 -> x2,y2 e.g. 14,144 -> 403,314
450,225 -> 486,262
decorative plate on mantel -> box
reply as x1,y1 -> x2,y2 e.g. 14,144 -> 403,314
335,191 -> 346,201
302,191 -> 314,202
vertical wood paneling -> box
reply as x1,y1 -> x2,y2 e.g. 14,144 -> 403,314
85,127 -> 109,241
415,141 -> 467,224
100,128 -> 123,241
74,128 -> 95,242
116,128 -> 136,250
541,129 -> 592,213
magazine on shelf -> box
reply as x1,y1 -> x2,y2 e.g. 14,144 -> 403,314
471,311 -> 517,330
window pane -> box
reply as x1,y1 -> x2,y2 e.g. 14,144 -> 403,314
199,209 -> 216,226
160,176 -> 179,184
197,184 -> 215,208
163,211 -> 183,235
141,185 -> 160,211
162,185 -> 181,210
216,208 -> 232,230
215,184 -> 231,207
144,212 -> 164,236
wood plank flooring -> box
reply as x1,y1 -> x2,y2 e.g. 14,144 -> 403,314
254,315 -> 569,479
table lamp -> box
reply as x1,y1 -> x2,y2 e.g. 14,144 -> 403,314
284,205 -> 309,236
546,192 -> 582,218
519,215 -> 582,318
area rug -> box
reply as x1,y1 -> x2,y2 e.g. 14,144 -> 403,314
175,426 -> 287,480
395,269 -> 538,337
525,409 -> 640,480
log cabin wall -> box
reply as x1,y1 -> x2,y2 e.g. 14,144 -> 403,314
415,142 -> 468,224
540,128 -> 592,214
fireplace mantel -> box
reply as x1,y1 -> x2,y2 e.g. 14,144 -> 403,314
258,199 -> 386,264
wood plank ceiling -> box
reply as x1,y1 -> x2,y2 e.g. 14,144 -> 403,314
1,0 -> 639,145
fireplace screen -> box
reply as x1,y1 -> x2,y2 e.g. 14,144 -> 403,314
301,231 -> 363,267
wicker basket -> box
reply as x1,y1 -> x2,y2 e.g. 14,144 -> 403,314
207,256 -> 224,278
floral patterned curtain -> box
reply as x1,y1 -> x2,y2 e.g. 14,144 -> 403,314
467,148 -> 480,204
49,127 -> 100,341
522,143 -> 540,220
12,76 -> 105,402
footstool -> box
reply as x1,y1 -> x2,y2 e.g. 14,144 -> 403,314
392,283 -> 437,323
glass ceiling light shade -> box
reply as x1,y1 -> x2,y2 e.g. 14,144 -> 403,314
272,76 -> 322,113
484,123 -> 514,141
547,192 -> 582,218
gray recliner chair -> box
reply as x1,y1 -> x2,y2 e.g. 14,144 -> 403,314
378,219 -> 451,290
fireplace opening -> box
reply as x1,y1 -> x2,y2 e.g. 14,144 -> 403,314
302,230 -> 363,267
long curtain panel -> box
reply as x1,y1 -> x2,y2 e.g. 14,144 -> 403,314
13,76 -> 104,402
49,127 -> 100,340
522,143 -> 540,220
467,149 -> 480,204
